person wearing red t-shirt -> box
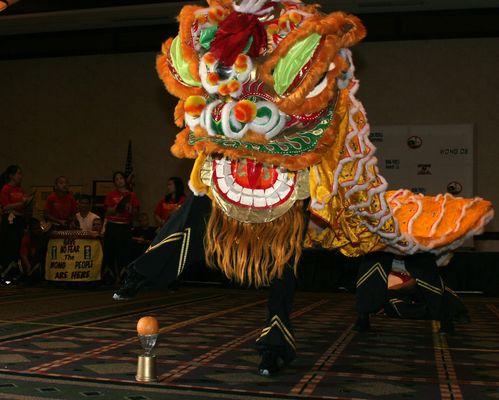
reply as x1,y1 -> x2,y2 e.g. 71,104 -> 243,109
0,165 -> 33,276
154,177 -> 186,227
103,171 -> 140,284
44,176 -> 78,229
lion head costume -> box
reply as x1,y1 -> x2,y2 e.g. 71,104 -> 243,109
156,0 -> 493,287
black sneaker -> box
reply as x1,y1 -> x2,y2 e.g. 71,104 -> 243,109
112,287 -> 136,301
112,279 -> 140,301
258,351 -> 279,376
112,268 -> 144,301
353,314 -> 371,332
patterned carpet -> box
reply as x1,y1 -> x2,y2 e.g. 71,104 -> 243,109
0,285 -> 497,399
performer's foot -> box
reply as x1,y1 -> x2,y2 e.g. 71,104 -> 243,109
112,286 -> 136,301
353,313 -> 370,332
112,268 -> 144,301
258,350 -> 280,376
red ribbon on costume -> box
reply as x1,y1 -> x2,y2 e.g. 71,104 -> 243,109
210,12 -> 267,66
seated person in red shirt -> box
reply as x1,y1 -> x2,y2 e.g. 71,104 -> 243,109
0,165 -> 34,276
104,171 -> 140,283
131,212 -> 156,259
20,218 -> 47,281
154,177 -> 186,227
44,176 -> 77,229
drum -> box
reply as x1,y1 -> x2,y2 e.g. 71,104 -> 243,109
45,230 -> 103,282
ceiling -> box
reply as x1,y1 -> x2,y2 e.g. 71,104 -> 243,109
0,0 -> 498,59
1,0 -> 498,35
2,0 -> 498,15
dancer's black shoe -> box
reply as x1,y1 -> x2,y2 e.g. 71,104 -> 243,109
112,268 -> 143,301
112,285 -> 138,301
258,350 -> 280,376
353,313 -> 371,332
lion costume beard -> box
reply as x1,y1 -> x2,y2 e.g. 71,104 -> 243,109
204,201 -> 306,287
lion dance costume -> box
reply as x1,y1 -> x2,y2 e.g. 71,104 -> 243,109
115,0 -> 493,375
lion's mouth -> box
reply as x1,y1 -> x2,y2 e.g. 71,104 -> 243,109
212,158 -> 296,208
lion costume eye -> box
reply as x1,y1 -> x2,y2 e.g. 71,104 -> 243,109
156,5 -> 205,99
272,33 -> 322,96
260,12 -> 366,116
170,36 -> 202,88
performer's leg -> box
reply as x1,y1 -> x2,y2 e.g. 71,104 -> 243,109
384,289 -> 429,319
256,265 -> 296,376
0,216 -> 25,280
354,252 -> 393,332
113,195 -> 211,300
443,285 -> 470,324
404,253 -> 453,333
114,224 -> 132,283
114,235 -> 187,300
102,223 -> 117,283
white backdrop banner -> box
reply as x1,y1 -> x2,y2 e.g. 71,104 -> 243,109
370,124 -> 474,197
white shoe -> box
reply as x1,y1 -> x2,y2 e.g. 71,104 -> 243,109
112,292 -> 129,301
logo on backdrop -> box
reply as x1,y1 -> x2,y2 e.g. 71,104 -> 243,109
369,131 -> 384,143
447,181 -> 463,195
440,147 -> 469,155
407,136 -> 423,149
411,187 -> 427,195
385,159 -> 400,170
417,164 -> 432,175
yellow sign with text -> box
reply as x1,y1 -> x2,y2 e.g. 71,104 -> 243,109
45,237 -> 103,281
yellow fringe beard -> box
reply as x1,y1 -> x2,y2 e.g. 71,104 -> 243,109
204,201 -> 305,288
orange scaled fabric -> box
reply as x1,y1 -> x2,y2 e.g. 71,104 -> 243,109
387,190 -> 493,250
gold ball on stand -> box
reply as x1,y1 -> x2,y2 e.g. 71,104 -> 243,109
135,316 -> 159,383
137,316 -> 159,335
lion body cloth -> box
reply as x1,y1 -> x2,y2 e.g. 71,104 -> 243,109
156,0 -> 493,287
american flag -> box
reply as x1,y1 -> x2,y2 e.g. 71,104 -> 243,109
124,140 -> 135,191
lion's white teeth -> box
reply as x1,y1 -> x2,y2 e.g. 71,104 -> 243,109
277,174 -> 288,183
276,184 -> 291,200
240,195 -> 254,206
223,162 -> 232,177
266,195 -> 280,206
227,190 -> 241,202
216,164 -> 224,177
213,158 -> 295,208
217,178 -> 230,194
254,197 -> 266,207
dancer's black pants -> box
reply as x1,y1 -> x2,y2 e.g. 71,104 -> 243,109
256,266 -> 296,362
103,222 -> 132,280
0,215 -> 25,274
356,252 -> 468,322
